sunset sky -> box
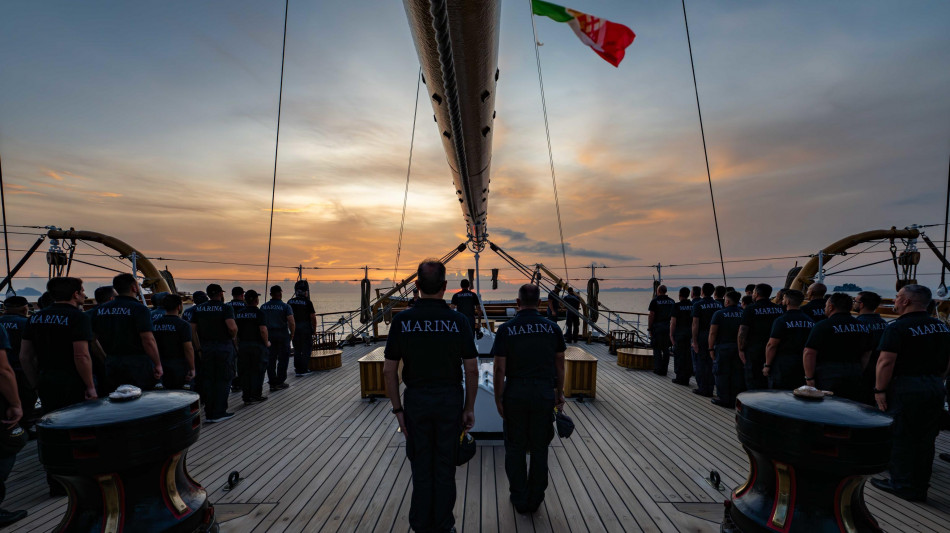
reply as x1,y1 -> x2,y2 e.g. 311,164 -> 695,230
1,1 -> 948,297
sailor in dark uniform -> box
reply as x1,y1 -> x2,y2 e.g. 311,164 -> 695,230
690,283 -> 721,397
803,293 -> 871,401
0,297 -> 35,430
801,282 -> 828,322
854,291 -> 888,405
870,285 -> 950,502
181,290 -> 208,393
763,289 -> 813,390
407,287 -> 421,308
152,294 -> 195,390
88,285 -> 116,317
234,290 -> 269,405
562,287 -> 582,343
383,259 -> 478,533
545,286 -> 561,322
149,292 -> 168,322
260,285 -> 294,391
669,287 -> 694,386
450,279 -> 480,333
92,273 -> 163,391
181,291 -> 208,323
647,285 -> 674,375
228,287 -> 246,310
492,284 -> 565,514
0,325 -> 27,527
288,281 -> 316,377
708,291 -> 744,407
691,286 -> 702,304
744,284 -> 755,299
737,283 -> 783,391
713,285 -> 726,306
190,284 -> 238,423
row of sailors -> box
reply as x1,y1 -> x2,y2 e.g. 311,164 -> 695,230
648,281 -> 949,503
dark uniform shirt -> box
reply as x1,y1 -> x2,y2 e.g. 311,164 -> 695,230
878,311 -> 950,377
856,313 -> 888,351
672,300 -> 694,334
563,293 -> 582,315
189,300 -> 235,342
150,308 -> 166,322
287,296 -> 315,329
805,312 -> 871,364
228,300 -> 247,310
181,305 -> 196,323
260,298 -> 293,336
741,299 -> 784,348
648,295 -> 675,324
769,309 -> 814,360
92,295 -> 153,356
22,303 -> 94,377
546,291 -> 560,314
491,309 -> 565,381
0,314 -> 28,370
384,299 -> 477,388
451,289 -> 479,326
801,298 -> 828,322
0,328 -> 11,412
235,306 -> 267,344
153,315 -> 192,361
691,296 -> 722,332
711,305 -> 743,345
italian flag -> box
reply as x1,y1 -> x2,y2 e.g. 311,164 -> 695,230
532,0 -> 636,67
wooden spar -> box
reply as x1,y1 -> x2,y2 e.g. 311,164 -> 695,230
787,226 -> 920,291
46,229 -> 172,293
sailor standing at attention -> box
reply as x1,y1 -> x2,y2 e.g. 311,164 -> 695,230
737,283 -> 783,391
234,290 -> 269,405
190,284 -> 238,423
801,282 -> 829,322
0,297 -> 35,431
492,283 -> 565,514
763,289 -> 813,390
228,287 -> 246,310
288,280 -> 316,377
647,285 -> 674,376
151,294 -> 195,390
802,293 -> 871,401
708,291 -> 744,407
92,273 -> 163,391
450,278 -> 480,333
383,259 -> 478,533
669,287 -> 694,386
260,285 -> 294,391
854,291 -> 888,405
690,283 -> 721,397
562,287 -> 582,343
870,285 -> 950,502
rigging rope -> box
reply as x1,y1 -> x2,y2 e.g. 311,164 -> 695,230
0,155 -> 11,288
941,151 -> 950,294
393,67 -> 422,283
681,0 -> 727,285
527,1 -> 570,281
264,0 -> 290,294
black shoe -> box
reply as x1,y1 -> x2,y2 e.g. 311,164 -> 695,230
278,383 -> 290,389
870,478 -> 926,502
672,378 -> 690,386
510,494 -> 530,514
230,385 -> 242,392
269,386 -> 280,392
0,509 -> 28,527
254,396 -> 268,401
692,389 -> 713,397
206,412 -> 235,423
711,398 -> 733,408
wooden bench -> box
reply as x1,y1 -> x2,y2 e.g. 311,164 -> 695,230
358,348 -> 386,398
617,347 -> 653,370
312,331 -> 337,350
309,349 -> 342,371
564,346 -> 597,400
608,330 -> 637,355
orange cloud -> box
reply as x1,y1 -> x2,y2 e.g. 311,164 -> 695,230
93,192 -> 123,198
43,169 -> 64,181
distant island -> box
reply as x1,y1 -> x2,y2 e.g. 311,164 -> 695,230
832,283 -> 862,292
600,287 -> 654,292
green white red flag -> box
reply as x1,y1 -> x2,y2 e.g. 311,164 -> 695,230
532,0 -> 635,67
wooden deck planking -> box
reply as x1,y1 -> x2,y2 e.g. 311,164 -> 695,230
1,342 -> 949,531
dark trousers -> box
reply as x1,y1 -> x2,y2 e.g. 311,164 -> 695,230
238,342 -> 268,400
292,327 -> 313,374
200,342 -> 235,419
267,332 -> 290,386
503,381 -> 555,509
161,359 -> 189,390
743,345 -> 768,391
713,343 -> 744,405
691,331 -> 713,395
887,375 -> 945,496
105,354 -> 155,391
404,385 -> 463,533
0,452 -> 16,505
672,330 -> 692,382
651,322 -> 671,375
769,354 -> 804,391
815,361 -> 863,402
38,373 -> 85,413
565,315 -> 580,343
13,368 -> 38,426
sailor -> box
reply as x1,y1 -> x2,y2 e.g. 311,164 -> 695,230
260,285 -> 294,391
545,286 -> 561,322
450,279 -> 480,332
92,273 -> 163,391
744,284 -> 755,299
149,292 -> 168,322
669,287 -> 694,386
854,291 -> 888,405
190,284 -> 238,423
691,286 -> 702,304
763,289 -> 813,390
801,282 -> 828,322
774,288 -> 788,311
287,280 -> 316,377
708,291 -> 744,407
228,287 -> 246,310
234,290 -> 269,405
152,294 -> 195,391
383,259 -> 478,533
690,283 -> 721,397
87,285 -> 116,318
740,295 -> 753,310
492,283 -> 565,514
713,285 -> 726,307
737,283 -> 783,391
803,293 -> 871,401
870,284 -> 950,502
647,285 -> 675,376
181,291 -> 208,323
0,325 -> 27,527
0,297 -> 35,432
562,287 -> 582,343
407,287 -> 421,308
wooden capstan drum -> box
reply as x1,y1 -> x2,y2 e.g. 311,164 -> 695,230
722,390 -> 892,533
37,391 -> 216,532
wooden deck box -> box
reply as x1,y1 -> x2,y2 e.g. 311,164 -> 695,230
358,348 -> 387,398
309,349 -> 342,371
608,330 -> 636,355
617,347 -> 653,370
564,346 -> 597,399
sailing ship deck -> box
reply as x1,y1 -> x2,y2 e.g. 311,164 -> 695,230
4,342 -> 950,532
